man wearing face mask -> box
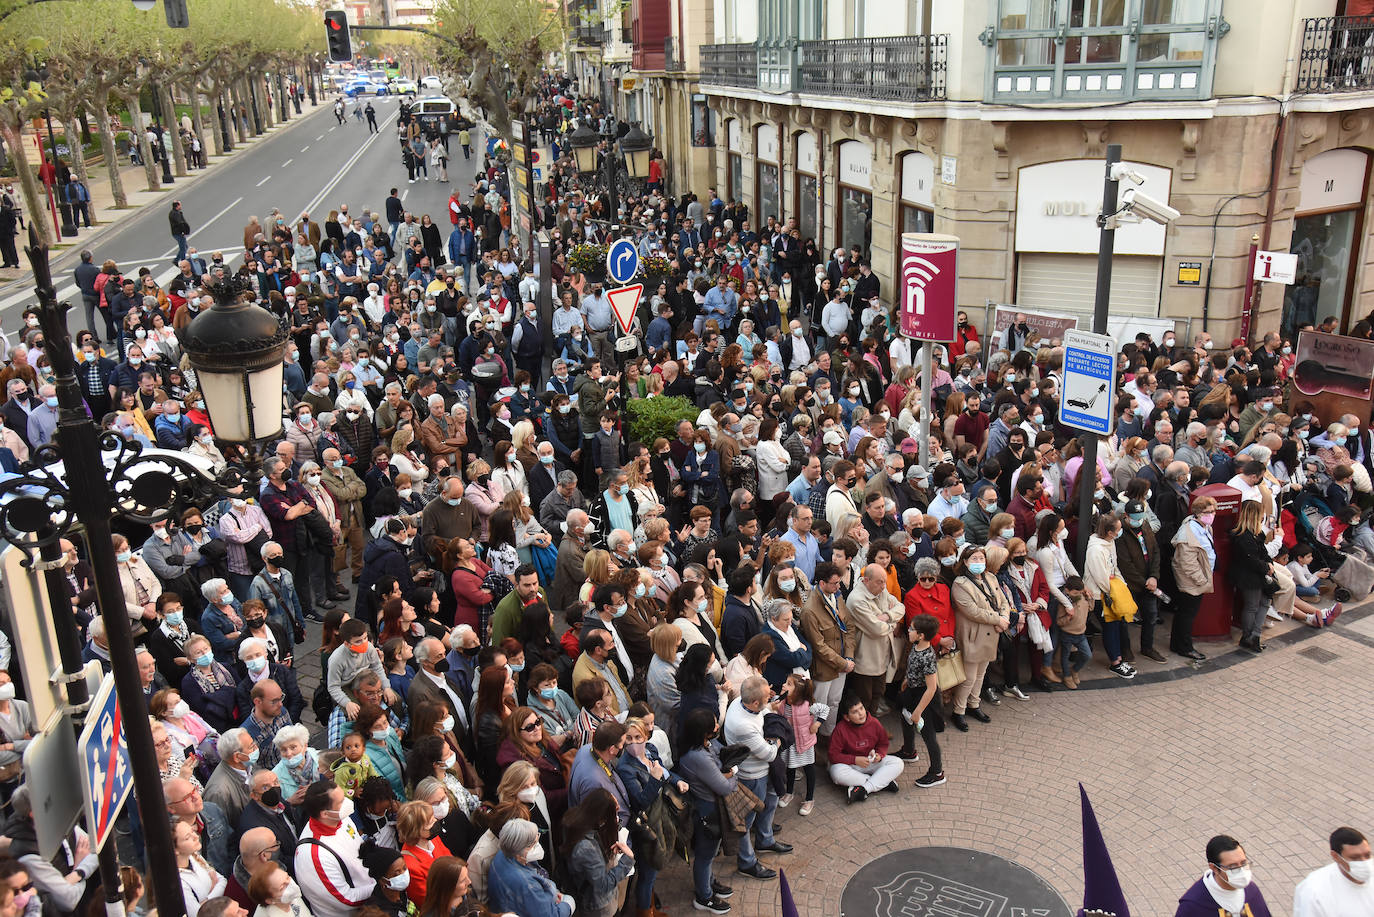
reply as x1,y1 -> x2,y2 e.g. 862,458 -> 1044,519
1175,834 -> 1272,917
296,782 -> 376,917
204,728 -> 260,824
1293,825 -> 1374,916
237,770 -> 300,864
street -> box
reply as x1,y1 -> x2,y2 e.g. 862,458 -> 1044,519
0,95 -> 486,331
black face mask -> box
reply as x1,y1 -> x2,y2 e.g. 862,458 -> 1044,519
433,658 -> 451,674
185,523 -> 203,535
460,646 -> 480,658
260,786 -> 282,808
246,617 -> 267,629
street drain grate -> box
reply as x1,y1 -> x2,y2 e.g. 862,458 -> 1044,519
1299,646 -> 1339,664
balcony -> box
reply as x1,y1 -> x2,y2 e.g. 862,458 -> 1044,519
574,24 -> 607,48
1296,16 -> 1374,93
701,43 -> 759,89
664,36 -> 684,72
798,35 -> 946,102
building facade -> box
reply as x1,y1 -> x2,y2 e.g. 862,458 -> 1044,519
612,0 -> 1374,342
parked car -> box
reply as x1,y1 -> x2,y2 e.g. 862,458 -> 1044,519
419,75 -> 444,92
390,77 -> 418,96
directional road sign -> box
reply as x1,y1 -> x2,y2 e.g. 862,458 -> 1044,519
77,675 -> 134,850
1059,328 -> 1117,435
607,283 -> 644,336
606,239 -> 640,286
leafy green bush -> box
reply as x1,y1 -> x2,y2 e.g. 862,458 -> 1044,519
626,395 -> 698,446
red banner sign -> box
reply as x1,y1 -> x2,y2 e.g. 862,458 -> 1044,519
899,233 -> 959,342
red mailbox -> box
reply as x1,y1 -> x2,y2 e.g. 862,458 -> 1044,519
1190,483 -> 1242,640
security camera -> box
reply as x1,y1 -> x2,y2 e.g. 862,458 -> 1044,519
1121,187 -> 1179,225
1109,163 -> 1147,186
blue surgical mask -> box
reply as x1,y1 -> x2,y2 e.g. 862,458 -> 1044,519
613,602 -> 628,617
45,396 -> 58,408
446,498 -> 462,507
165,611 -> 184,626
940,555 -> 957,567
540,687 -> 559,700
246,747 -> 260,764
540,454 -> 554,464
777,578 -> 796,593
510,662 -> 525,672
195,652 -> 214,667
618,484 -> 629,495
694,442 -> 706,454
331,459 -> 344,468
696,598 -> 709,614
116,550 -> 132,563
635,583 -> 647,597
967,561 -> 986,575
285,752 -> 305,768
246,657 -> 267,673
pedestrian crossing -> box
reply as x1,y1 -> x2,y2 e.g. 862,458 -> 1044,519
0,246 -> 250,336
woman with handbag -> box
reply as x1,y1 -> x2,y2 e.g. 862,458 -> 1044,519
1083,513 -> 1138,680
675,708 -> 737,915
615,717 -> 687,917
1231,501 -> 1280,655
948,546 -> 1012,732
997,540 -> 1054,695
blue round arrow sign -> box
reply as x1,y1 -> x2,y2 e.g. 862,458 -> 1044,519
607,239 -> 640,286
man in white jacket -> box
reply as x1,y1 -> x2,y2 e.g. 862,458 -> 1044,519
295,782 -> 375,917
723,676 -> 792,879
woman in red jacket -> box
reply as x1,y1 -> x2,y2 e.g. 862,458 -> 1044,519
447,537 -> 493,632
903,557 -> 956,650
827,695 -> 904,803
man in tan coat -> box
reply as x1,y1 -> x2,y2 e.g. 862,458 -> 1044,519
845,563 -> 904,716
800,560 -> 857,735
321,446 -> 367,582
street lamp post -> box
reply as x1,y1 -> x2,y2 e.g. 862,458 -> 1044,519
11,230 -> 288,917
569,121 -> 653,237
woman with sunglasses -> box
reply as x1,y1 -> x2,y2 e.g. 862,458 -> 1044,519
496,706 -> 572,826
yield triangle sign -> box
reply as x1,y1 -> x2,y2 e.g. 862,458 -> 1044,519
606,283 -> 644,336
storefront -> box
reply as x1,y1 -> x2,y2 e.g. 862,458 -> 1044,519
795,131 -> 820,240
1014,158 -> 1172,316
837,139 -> 873,260
1283,147 -> 1370,337
727,118 -> 744,203
756,123 -> 780,225
899,150 -> 936,240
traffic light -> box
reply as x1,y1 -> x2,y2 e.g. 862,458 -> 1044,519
324,10 -> 352,63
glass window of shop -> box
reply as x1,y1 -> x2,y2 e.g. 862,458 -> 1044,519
727,119 -> 743,202
795,132 -> 819,240
756,124 -> 780,225
837,140 -> 873,260
1283,148 -> 1370,337
899,150 -> 935,240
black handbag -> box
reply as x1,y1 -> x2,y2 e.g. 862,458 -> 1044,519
1262,574 -> 1280,597
718,742 -> 750,772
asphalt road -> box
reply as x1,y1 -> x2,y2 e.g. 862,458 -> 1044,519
0,94 -> 487,336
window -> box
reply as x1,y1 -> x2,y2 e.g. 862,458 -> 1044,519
988,0 -> 1225,100
758,162 -> 780,225
797,175 -> 819,238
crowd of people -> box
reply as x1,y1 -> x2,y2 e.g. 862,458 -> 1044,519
0,77 -> 1368,917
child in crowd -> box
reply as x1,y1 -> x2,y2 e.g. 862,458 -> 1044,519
1056,576 -> 1091,690
779,673 -> 828,817
895,613 -> 946,789
335,731 -> 379,797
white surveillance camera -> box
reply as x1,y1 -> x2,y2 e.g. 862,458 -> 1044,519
1121,187 -> 1179,225
1109,163 -> 1147,186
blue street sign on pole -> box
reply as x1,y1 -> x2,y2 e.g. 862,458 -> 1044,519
606,238 -> 640,286
77,675 -> 134,850
1059,328 -> 1117,436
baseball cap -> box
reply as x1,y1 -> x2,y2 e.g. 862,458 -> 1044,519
823,430 -> 845,446
899,437 -> 919,453
909,464 -> 930,482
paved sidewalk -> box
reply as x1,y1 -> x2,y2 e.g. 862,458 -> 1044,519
0,97 -> 325,284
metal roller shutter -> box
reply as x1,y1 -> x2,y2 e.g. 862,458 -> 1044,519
1015,253 -> 1163,316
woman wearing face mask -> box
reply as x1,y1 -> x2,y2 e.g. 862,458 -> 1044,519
1169,497 -> 1216,663
272,724 -> 321,803
1111,435 -> 1150,492
248,861 -> 310,917
948,545 -> 1012,731
364,846 -> 415,917
113,533 -> 163,637
996,539 -> 1053,696
175,818 -> 227,917
759,600 -> 812,691
152,687 -> 220,771
1082,512 -> 1137,680
396,800 -> 453,906
488,817 -> 571,917
497,710 -> 572,826
559,787 -> 636,917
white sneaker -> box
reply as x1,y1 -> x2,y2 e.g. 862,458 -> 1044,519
1266,606 -> 1283,621
777,793 -> 793,808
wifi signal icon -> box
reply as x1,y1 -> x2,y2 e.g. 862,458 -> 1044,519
903,256 -> 942,316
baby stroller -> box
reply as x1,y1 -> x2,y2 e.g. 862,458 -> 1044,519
1288,492 -> 1360,602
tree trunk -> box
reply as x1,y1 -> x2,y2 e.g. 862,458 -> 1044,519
192,85 -> 212,161
229,82 -> 248,145
122,90 -> 160,191
164,84 -> 187,177
91,97 -> 127,208
79,111 -> 92,144
0,119 -> 52,246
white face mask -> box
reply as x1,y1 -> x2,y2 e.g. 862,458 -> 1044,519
279,883 -> 302,904
431,799 -> 450,820
1347,858 -> 1374,883
517,786 -> 540,803
1220,864 -> 1252,889
526,842 -> 545,862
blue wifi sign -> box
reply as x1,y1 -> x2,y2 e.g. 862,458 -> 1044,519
607,239 -> 640,286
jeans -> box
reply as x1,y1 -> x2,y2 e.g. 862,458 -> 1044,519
389,220 -> 400,243
633,863 -> 658,909
81,294 -> 101,340
1059,632 -> 1092,673
1296,583 -> 1321,598
691,799 -> 718,900
173,233 -> 188,263
1101,618 -> 1126,663
1126,588 -> 1159,651
736,775 -> 777,868
226,571 -> 255,603
1238,587 -> 1267,643
828,756 -> 904,793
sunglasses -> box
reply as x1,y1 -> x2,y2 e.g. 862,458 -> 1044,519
520,722 -> 540,732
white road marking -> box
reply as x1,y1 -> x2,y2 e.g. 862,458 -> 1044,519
256,176 -> 271,187
282,159 -> 293,168
401,190 -> 408,202
301,146 -> 310,153
316,135 -> 324,141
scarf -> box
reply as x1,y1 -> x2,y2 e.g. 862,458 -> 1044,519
191,662 -> 233,694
